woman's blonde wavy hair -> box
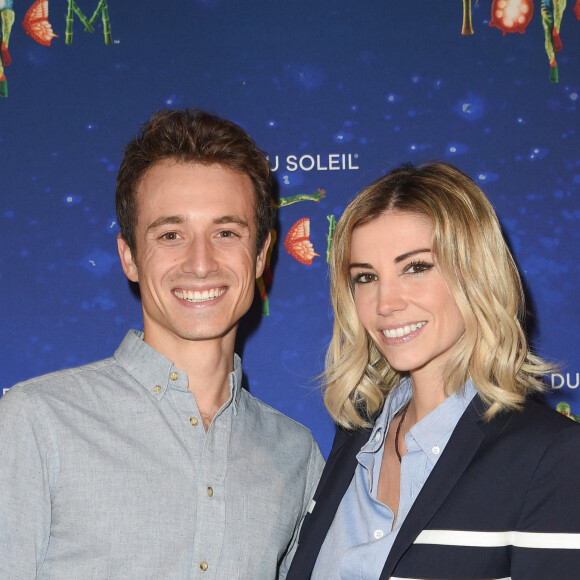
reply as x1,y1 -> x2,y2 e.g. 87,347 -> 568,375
325,161 -> 552,430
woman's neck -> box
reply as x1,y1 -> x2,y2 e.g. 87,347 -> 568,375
406,374 -> 447,425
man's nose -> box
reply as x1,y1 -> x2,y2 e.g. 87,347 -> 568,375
182,237 -> 219,277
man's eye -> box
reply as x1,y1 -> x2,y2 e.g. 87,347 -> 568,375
218,230 -> 238,239
161,232 -> 179,241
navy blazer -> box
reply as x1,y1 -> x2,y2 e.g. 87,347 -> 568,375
287,396 -> 580,579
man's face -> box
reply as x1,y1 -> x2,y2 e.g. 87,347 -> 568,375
118,160 -> 269,354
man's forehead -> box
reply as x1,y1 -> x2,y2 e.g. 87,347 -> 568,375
137,160 -> 253,200
135,160 -> 256,227
139,158 -> 251,185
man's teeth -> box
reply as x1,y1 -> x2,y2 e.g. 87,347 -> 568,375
383,321 -> 426,338
174,288 -> 226,302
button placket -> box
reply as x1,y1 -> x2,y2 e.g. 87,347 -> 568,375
193,406 -> 230,577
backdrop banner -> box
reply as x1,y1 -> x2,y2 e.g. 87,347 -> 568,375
1,0 -> 579,455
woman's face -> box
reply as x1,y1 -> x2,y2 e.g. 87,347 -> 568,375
349,211 -> 465,387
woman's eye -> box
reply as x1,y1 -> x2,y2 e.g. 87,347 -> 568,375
351,272 -> 377,284
404,260 -> 433,274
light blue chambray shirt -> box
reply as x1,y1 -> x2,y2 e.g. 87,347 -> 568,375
0,330 -> 324,580
312,377 -> 477,580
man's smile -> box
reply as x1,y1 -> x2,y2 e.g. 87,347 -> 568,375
173,287 -> 227,303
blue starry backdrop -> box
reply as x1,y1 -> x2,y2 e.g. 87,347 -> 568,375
1,0 -> 579,456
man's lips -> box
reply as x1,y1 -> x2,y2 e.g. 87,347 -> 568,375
382,321 -> 426,340
173,287 -> 226,303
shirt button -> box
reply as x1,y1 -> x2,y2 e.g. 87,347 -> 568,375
169,371 -> 179,381
374,430 -> 381,442
207,486 -> 213,497
374,529 -> 384,539
190,416 -> 199,426
432,445 -> 441,455
200,561 -> 208,571
153,385 -> 162,393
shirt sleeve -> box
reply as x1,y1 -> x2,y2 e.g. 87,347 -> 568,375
511,424 -> 580,579
278,435 -> 325,579
0,387 -> 55,578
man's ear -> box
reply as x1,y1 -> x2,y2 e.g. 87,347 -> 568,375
255,231 -> 271,279
117,234 -> 139,283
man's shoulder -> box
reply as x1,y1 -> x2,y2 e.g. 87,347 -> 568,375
6,356 -> 118,398
240,390 -> 317,441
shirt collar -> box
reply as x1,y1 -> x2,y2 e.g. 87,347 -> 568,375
362,377 -> 413,455
114,330 -> 243,413
407,379 -> 477,465
359,377 -> 478,461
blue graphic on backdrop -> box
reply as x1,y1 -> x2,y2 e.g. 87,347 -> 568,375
1,0 -> 579,455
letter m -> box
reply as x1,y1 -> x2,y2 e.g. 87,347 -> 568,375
65,0 -> 112,45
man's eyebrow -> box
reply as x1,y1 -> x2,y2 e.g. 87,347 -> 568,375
146,215 -> 185,233
214,215 -> 250,229
145,214 -> 251,233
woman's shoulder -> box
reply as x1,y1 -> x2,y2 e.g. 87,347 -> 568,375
486,396 -> 580,448
520,397 -> 579,430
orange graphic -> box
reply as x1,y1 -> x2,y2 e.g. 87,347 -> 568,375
23,0 -> 57,46
490,0 -> 533,35
283,217 -> 319,265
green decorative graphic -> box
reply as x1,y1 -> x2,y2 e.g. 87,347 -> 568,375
66,0 -> 112,45
541,0 -> 566,82
462,0 -> 474,35
326,214 -> 336,264
0,7 -> 15,97
275,188 -> 325,208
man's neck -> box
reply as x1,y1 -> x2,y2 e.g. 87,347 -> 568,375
144,330 -> 236,430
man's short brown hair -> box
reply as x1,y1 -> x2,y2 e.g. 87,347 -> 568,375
116,108 -> 275,255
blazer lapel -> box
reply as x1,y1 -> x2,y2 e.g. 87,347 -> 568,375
382,398 -> 486,577
292,426 -> 371,576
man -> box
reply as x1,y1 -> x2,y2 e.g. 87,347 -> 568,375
0,109 -> 324,579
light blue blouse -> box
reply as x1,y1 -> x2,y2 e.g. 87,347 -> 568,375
312,377 -> 477,580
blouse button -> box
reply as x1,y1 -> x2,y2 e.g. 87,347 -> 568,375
169,371 -> 179,381
200,561 -> 208,571
190,416 -> 199,426
153,385 -> 162,393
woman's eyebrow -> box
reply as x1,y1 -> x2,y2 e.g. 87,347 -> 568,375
394,248 -> 431,263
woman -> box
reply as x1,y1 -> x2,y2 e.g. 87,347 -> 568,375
287,161 -> 580,579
